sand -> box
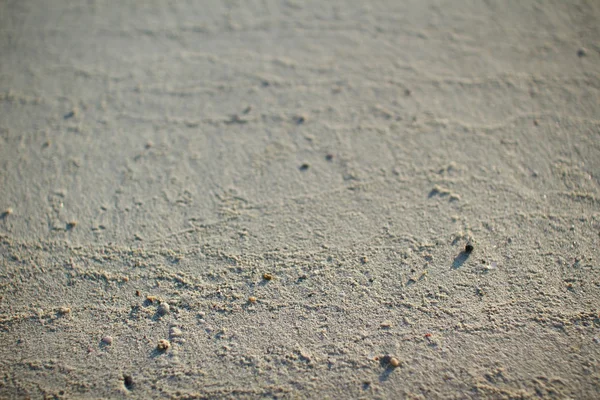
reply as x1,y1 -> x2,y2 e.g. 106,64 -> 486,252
1,1 -> 599,398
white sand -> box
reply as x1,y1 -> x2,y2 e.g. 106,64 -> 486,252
1,1 -> 599,398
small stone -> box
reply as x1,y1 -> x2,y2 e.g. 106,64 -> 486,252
299,163 -> 310,171
380,354 -> 400,367
169,327 -> 183,337
325,154 -> 334,161
58,307 -> 71,315
248,296 -> 257,303
101,336 -> 113,345
157,339 -> 170,352
577,48 -> 587,57
360,256 -> 368,264
263,273 -> 273,281
2,207 -> 12,217
66,221 -> 78,230
157,302 -> 170,316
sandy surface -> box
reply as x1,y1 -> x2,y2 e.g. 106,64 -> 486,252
1,1 -> 600,398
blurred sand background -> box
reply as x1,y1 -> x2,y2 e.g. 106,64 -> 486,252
1,0 -> 599,398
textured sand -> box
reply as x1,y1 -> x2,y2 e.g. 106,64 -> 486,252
1,1 -> 600,398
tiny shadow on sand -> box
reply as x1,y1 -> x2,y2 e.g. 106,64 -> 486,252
378,357 -> 397,382
150,348 -> 168,359
379,366 -> 396,382
452,251 -> 471,269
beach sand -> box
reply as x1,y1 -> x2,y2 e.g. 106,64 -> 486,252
1,1 -> 599,398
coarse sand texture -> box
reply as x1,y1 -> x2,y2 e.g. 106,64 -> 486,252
1,1 -> 599,398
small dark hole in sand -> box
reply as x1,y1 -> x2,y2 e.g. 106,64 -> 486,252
123,374 -> 134,390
